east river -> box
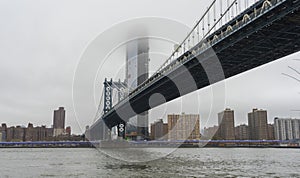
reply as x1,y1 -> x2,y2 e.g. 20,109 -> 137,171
0,148 -> 299,177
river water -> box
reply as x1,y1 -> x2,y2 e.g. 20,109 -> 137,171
0,148 -> 299,177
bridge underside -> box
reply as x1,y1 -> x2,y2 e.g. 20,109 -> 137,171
94,0 -> 300,131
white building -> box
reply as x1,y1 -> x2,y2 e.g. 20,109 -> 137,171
274,117 -> 300,140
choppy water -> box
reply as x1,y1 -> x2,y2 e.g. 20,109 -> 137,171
0,147 -> 299,177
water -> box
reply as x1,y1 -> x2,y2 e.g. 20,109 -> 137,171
0,148 -> 300,177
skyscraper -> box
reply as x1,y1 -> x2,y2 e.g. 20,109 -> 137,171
126,39 -> 149,140
167,113 -> 200,141
248,108 -> 268,140
274,117 -> 300,140
53,107 -> 65,136
217,108 -> 235,140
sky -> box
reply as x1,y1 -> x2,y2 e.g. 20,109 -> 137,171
0,0 -> 299,134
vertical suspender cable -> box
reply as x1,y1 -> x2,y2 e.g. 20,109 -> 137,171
202,18 -> 205,37
197,20 -> 200,42
231,0 -> 234,17
235,1 -> 238,16
220,0 -> 223,26
214,1 -> 216,30
227,0 -> 230,22
207,7 -> 210,35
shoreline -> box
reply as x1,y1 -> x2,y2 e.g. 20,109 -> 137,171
0,141 -> 299,149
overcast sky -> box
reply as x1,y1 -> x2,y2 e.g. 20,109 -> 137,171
0,0 -> 299,134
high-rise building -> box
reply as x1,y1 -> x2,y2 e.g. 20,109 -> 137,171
167,113 -> 200,141
274,117 -> 300,140
217,108 -> 235,140
150,119 -> 168,140
235,124 -> 249,140
248,108 -> 268,140
53,107 -> 65,136
126,39 -> 149,140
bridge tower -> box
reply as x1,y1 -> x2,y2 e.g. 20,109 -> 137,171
103,78 -> 127,139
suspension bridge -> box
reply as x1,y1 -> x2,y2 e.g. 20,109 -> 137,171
86,0 -> 300,141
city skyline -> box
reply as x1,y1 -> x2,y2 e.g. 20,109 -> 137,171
1,0 -> 300,177
0,0 -> 299,134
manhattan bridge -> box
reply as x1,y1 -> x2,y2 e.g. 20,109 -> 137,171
86,0 -> 300,142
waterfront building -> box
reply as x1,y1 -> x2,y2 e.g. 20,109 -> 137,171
25,123 -> 35,141
203,125 -> 219,139
150,119 -> 168,140
235,124 -> 249,140
167,113 -> 200,141
6,127 -> 14,141
66,126 -> 71,136
274,117 -> 300,140
267,124 -> 275,140
53,107 -> 66,136
0,123 -> 6,141
218,108 -> 235,140
14,125 -> 26,141
1,123 -> 53,142
126,39 -> 149,140
248,108 -> 268,140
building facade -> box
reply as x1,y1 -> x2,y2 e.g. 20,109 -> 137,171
218,108 -> 235,140
248,108 -> 268,140
274,117 -> 300,140
203,125 -> 219,139
53,107 -> 65,136
267,124 -> 275,140
1,123 -> 53,142
235,124 -> 249,140
66,126 -> 71,136
150,119 -> 168,140
0,123 -> 7,141
126,39 -> 149,140
167,113 -> 200,141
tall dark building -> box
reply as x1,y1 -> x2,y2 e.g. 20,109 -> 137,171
267,124 -> 275,140
126,39 -> 149,140
150,119 -> 168,140
218,108 -> 235,140
248,108 -> 268,140
53,107 -> 65,136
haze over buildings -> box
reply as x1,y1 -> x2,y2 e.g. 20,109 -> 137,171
126,39 -> 150,140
